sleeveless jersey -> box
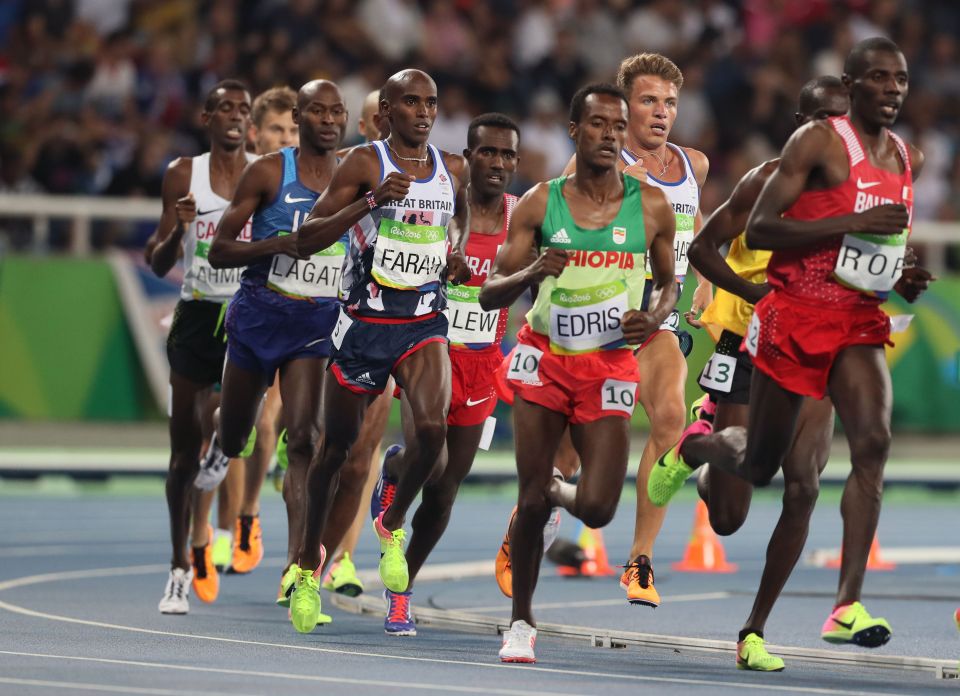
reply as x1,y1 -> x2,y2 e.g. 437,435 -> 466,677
181,151 -> 256,302
527,176 -> 646,355
341,140 -> 456,320
767,115 -> 913,306
699,232 -> 772,341
242,147 -> 345,303
447,193 -> 517,350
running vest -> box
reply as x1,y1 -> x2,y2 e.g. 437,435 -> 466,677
242,147 -> 345,302
621,143 -> 699,284
699,232 -> 772,341
447,193 -> 517,350
341,140 -> 457,319
768,116 -> 913,306
180,151 -> 256,302
527,176 -> 646,355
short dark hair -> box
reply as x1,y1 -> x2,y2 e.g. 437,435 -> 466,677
797,75 -> 845,115
569,83 -> 628,124
466,113 -> 521,149
843,37 -> 903,79
204,79 -> 250,112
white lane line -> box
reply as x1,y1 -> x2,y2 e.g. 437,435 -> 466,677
0,676 -> 245,696
0,651 -> 580,696
460,592 -> 732,614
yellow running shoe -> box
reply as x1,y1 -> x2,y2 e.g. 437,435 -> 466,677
619,555 -> 660,608
820,601 -> 891,648
276,565 -> 299,607
211,529 -> 232,572
191,536 -> 219,604
231,514 -> 264,574
495,508 -> 516,598
321,552 -> 364,597
737,633 -> 785,672
373,512 -> 408,593
290,566 -> 322,634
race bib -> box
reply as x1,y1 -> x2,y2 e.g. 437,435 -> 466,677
506,343 -> 543,385
268,235 -> 345,299
646,216 -> 694,280
699,352 -> 737,393
371,218 -> 447,290
549,281 -> 628,354
330,308 -> 352,351
446,284 -> 499,346
659,309 -> 681,333
744,312 -> 760,357
833,230 -> 907,296
600,378 -> 638,415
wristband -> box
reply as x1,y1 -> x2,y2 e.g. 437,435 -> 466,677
365,190 -> 377,210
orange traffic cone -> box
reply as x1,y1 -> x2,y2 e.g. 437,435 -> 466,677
556,525 -> 616,577
825,534 -> 895,570
672,501 -> 737,573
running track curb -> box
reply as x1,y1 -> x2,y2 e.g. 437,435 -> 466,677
333,561 -> 960,680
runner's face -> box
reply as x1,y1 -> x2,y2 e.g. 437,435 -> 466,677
296,85 -> 347,152
467,126 -> 519,198
386,79 -> 437,145
253,109 -> 299,154
205,89 -> 252,151
572,93 -> 628,170
626,75 -> 678,149
851,50 -> 908,128
797,87 -> 849,126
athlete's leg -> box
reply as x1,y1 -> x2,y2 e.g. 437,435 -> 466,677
277,357 -> 326,567
827,345 -> 891,606
742,396 -> 834,636
241,380 -> 282,516
700,402 -> 753,536
218,360 -> 270,458
629,332 -> 687,558
511,397 -> 568,626
553,428 -> 580,480
381,342 -> 451,532
216,458 -> 244,529
334,441 -> 381,561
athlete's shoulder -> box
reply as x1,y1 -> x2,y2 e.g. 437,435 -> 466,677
678,145 -> 709,185
161,156 -> 192,194
513,181 -> 551,222
439,148 -> 468,181
906,140 -> 925,178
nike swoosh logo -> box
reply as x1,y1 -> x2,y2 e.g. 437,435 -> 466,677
856,178 -> 880,190
197,207 -> 224,216
285,193 -> 313,204
832,617 -> 855,630
465,396 -> 491,407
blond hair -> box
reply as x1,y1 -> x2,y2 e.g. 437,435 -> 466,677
251,86 -> 297,128
617,53 -> 684,95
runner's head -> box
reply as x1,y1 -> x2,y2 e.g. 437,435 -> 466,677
295,79 -> 348,154
616,53 -> 683,150
358,89 -> 389,142
202,79 -> 252,152
250,86 -> 299,154
842,37 -> 908,128
381,69 -> 437,146
464,113 -> 520,200
795,76 -> 849,126
568,83 -> 629,171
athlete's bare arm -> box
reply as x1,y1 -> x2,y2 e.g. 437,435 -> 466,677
297,145 -> 412,255
622,183 -> 676,344
689,160 -> 777,306
685,147 -> 712,324
478,183 -> 563,311
443,151 -> 471,284
208,155 -> 299,268
747,123 -> 909,249
150,158 -> 192,277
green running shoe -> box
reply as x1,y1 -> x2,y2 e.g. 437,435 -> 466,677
290,567 -> 322,634
276,564 -> 299,608
272,429 -> 289,493
647,443 -> 694,507
820,601 -> 891,648
211,530 -> 233,572
239,426 -> 257,459
736,633 -> 785,672
373,513 -> 409,593
321,552 -> 364,597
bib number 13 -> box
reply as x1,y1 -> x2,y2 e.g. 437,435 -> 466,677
699,352 -> 737,393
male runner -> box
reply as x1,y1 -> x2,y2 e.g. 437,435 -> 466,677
649,38 -> 934,650
479,83 -> 677,663
687,77 -> 849,671
153,79 -> 255,614
288,69 -> 471,635
370,113 -> 521,635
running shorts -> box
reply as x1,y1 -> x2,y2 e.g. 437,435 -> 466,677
449,345 -> 502,427
329,309 -> 449,394
506,324 -> 640,424
746,290 -> 891,399
637,281 -> 694,357
225,284 -> 339,385
167,298 -> 228,385
697,329 -> 753,405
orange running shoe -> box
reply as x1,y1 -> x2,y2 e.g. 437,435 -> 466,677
619,554 -> 660,608
191,528 -> 220,603
231,514 -> 264,574
495,507 -> 516,598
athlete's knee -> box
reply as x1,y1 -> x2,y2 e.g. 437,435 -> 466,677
709,506 -> 747,536
649,399 -> 686,444
413,417 -> 447,457
783,477 -> 819,513
577,495 -> 617,529
848,426 -> 891,469
284,422 -> 320,467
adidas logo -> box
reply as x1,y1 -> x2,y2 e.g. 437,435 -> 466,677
354,372 -> 376,385
549,228 -> 571,245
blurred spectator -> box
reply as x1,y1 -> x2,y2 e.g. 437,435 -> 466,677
520,89 -> 573,179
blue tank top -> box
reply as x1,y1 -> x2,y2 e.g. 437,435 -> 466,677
242,147 -> 347,303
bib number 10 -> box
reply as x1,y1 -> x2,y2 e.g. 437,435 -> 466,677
506,344 -> 543,385
601,378 -> 637,415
